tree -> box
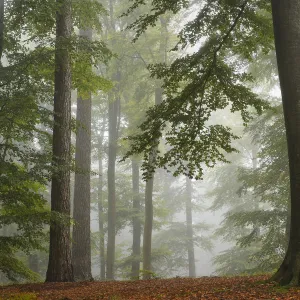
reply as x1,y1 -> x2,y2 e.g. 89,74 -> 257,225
131,157 -> 141,279
46,0 -> 73,282
72,28 -> 93,282
104,0 -> 121,280
106,85 -> 120,280
97,116 -> 106,280
142,15 -> 169,280
185,177 -> 196,277
269,0 -> 300,286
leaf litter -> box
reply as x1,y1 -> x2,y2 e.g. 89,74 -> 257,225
1,275 -> 300,299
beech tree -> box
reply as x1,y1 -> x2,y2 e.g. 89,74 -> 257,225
131,157 -> 141,279
269,1 -> 300,286
72,28 -> 93,282
185,177 -> 196,278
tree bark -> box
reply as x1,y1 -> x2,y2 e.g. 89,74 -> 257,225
71,28 -> 93,282
106,90 -> 120,280
270,0 -> 300,286
185,177 -> 196,277
46,0 -> 73,282
131,157 -> 141,279
142,17 -> 167,280
142,155 -> 155,280
105,0 -> 120,281
98,134 -> 105,280
142,85 -> 162,280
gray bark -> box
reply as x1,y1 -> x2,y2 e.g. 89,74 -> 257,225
105,0 -> 120,281
71,28 -> 93,282
185,177 -> 196,277
131,157 -> 141,279
98,132 -> 105,280
142,17 -> 167,280
106,90 -> 120,280
142,85 -> 162,280
46,0 -> 73,282
270,0 -> 300,286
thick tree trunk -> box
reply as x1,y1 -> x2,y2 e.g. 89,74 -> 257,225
270,0 -> 300,286
131,157 -> 141,279
106,91 -> 120,280
98,135 -> 105,280
46,0 -> 73,282
142,85 -> 162,280
71,28 -> 93,282
0,0 -> 4,60
185,177 -> 196,277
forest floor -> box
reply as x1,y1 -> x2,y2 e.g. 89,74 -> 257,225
1,275 -> 300,299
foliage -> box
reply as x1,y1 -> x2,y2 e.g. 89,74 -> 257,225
151,221 -> 212,278
123,0 -> 274,180
210,104 -> 288,275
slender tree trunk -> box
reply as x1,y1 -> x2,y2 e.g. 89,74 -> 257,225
142,156 -> 154,280
46,0 -> 73,282
142,17 -> 167,279
105,0 -> 120,281
106,91 -> 120,280
131,157 -> 141,279
0,0 -> 4,61
270,0 -> 300,286
71,28 -> 93,282
98,135 -> 105,280
142,85 -> 162,280
185,177 -> 196,277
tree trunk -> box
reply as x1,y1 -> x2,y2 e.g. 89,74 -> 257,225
142,16 -> 167,279
270,0 -> 300,286
46,0 -> 73,282
142,85 -> 162,280
142,155 -> 155,280
185,177 -> 196,277
71,28 -> 93,282
131,157 -> 141,279
105,0 -> 120,281
106,91 -> 120,280
0,0 -> 4,60
98,135 -> 105,280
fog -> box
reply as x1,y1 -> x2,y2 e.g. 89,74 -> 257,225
0,0 -> 287,285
